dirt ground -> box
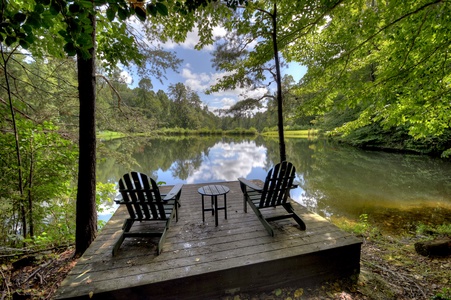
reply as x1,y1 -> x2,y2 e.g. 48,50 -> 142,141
2,234 -> 450,300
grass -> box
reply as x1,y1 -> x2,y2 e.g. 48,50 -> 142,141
97,131 -> 128,140
331,215 -> 451,300
96,128 -> 258,140
98,129 -> 319,141
262,129 -> 318,138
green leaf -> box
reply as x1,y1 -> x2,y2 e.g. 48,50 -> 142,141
34,4 -> 45,14
26,12 -> 41,27
22,24 -> 32,34
49,5 -> 59,15
76,36 -> 93,49
117,7 -> 128,20
63,42 -> 77,56
155,2 -> 168,16
50,1 -> 62,14
78,48 -> 92,60
134,6 -> 146,21
5,36 -> 16,46
13,13 -> 27,24
19,39 -> 30,49
69,4 -> 80,13
146,4 -> 157,17
36,0 -> 51,5
58,29 -> 68,38
106,7 -> 116,21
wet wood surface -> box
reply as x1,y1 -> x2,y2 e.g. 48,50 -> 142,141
56,181 -> 362,300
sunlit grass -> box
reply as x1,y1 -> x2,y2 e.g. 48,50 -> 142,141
97,131 -> 127,140
416,223 -> 451,236
262,129 -> 318,138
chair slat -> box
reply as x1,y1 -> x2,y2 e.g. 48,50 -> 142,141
239,161 -> 306,236
113,172 -> 183,256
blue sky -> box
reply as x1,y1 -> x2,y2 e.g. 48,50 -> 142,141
122,29 -> 307,113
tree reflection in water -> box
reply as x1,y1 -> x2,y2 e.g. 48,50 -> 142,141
98,136 -> 451,231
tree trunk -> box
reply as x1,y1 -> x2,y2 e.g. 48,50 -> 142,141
1,48 -> 27,239
271,3 -> 286,162
28,136 -> 34,237
74,12 -> 97,258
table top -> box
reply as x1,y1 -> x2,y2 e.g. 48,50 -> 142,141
198,185 -> 230,196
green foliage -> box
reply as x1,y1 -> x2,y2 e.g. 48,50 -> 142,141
292,0 -> 451,156
433,288 -> 451,300
335,214 -> 380,238
416,223 -> 451,237
0,120 -> 78,249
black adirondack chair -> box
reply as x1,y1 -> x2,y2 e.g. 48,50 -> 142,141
238,161 -> 306,236
112,172 -> 183,256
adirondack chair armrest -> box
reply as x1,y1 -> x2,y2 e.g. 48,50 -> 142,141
238,177 -> 263,192
162,184 -> 183,201
114,191 -> 125,204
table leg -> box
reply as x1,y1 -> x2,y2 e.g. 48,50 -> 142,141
211,196 -> 214,215
224,194 -> 227,220
214,195 -> 218,227
201,195 -> 205,222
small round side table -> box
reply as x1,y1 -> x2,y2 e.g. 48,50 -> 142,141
198,185 -> 230,226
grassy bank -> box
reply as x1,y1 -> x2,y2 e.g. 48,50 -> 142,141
262,129 -> 319,138
97,128 -> 259,140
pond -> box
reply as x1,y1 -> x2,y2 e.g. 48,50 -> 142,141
97,136 -> 451,233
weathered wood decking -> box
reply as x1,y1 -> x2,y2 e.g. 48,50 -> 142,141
56,181 -> 362,300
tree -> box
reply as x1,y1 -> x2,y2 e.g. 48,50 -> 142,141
168,82 -> 203,129
209,0 -> 342,162
0,0 -> 237,256
291,0 -> 451,155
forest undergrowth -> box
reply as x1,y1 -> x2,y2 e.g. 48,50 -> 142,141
1,224 -> 450,299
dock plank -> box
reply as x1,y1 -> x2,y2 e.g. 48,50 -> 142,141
56,181 -> 362,299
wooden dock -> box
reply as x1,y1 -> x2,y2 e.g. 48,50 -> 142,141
56,181 -> 362,299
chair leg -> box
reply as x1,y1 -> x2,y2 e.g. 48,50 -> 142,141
112,233 -> 125,256
243,195 -> 248,213
112,219 -> 134,256
247,200 -> 274,237
157,212 -> 174,255
283,203 -> 306,231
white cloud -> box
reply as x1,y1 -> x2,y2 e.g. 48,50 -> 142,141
119,70 -> 133,85
162,25 -> 227,51
185,141 -> 267,183
206,97 -> 236,111
179,63 -> 270,112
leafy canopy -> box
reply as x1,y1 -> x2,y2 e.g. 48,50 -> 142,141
291,0 -> 451,143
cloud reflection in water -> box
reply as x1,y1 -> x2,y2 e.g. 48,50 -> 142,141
184,141 -> 267,184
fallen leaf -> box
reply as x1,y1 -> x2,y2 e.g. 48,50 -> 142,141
294,288 -> 303,298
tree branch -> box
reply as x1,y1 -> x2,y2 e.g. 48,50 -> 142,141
95,74 -> 124,110
0,96 -> 34,120
342,0 -> 443,62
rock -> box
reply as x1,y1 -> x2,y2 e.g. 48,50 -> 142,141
414,237 -> 451,256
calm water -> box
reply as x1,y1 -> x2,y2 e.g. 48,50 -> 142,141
98,136 -> 451,232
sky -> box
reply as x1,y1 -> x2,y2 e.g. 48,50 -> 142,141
121,28 -> 307,113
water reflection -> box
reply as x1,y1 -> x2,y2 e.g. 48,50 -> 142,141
185,141 -> 267,183
98,137 -> 451,231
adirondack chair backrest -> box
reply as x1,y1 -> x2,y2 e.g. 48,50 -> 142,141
118,172 -> 168,220
259,161 -> 296,208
